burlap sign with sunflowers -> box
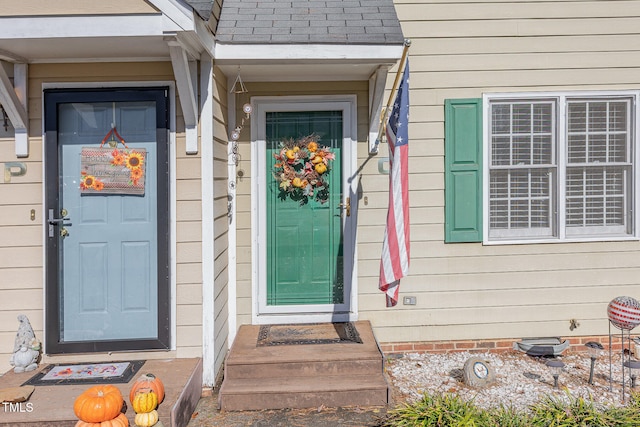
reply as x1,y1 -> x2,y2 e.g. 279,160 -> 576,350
80,146 -> 146,195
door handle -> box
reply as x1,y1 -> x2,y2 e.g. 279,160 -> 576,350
339,197 -> 351,217
48,208 -> 71,238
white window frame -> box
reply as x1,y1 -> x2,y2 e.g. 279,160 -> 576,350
483,91 -> 639,245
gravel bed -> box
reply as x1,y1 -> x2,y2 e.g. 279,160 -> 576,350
386,350 -> 637,412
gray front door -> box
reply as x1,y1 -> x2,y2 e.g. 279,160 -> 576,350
45,88 -> 170,353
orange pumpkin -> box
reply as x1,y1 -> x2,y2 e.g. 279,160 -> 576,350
131,390 -> 158,413
75,413 -> 129,427
129,373 -> 165,404
74,385 -> 124,423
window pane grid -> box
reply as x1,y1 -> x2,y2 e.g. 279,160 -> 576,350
566,166 -> 628,227
567,100 -> 630,164
565,99 -> 631,232
488,95 -> 634,241
491,101 -> 554,167
490,169 -> 552,230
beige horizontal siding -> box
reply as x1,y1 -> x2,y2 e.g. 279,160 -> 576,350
212,65 -> 229,379
177,201 -> 203,221
0,0 -> 157,16
0,61 -> 202,373
409,34 -> 640,56
0,267 -> 42,288
1,225 -> 42,245
369,320 -> 609,344
397,1 -> 640,20
362,0 -> 640,345
401,17 -> 640,39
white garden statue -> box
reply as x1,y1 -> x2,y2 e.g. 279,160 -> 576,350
9,315 -> 41,373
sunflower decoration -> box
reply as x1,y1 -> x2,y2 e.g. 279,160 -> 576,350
130,167 -> 143,185
125,150 -> 145,185
110,149 -> 125,166
80,172 -> 104,191
108,148 -> 145,186
272,134 -> 335,205
125,151 -> 144,171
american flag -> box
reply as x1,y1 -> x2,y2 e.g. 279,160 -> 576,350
379,61 -> 410,307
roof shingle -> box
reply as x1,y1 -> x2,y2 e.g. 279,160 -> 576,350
185,0 -> 216,20
216,0 -> 404,45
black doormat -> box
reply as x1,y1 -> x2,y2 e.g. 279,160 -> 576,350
22,360 -> 145,386
257,322 -> 363,346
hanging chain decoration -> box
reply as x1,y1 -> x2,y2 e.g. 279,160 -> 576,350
229,67 -> 252,151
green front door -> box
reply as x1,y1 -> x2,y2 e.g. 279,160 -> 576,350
266,111 -> 343,305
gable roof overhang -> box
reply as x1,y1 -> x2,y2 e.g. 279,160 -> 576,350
215,41 -> 405,154
0,1 -> 213,64
214,0 -> 406,152
0,0 -> 216,156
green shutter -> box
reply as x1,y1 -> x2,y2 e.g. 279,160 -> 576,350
444,99 -> 483,243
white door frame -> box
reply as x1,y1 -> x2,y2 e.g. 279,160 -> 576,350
250,95 -> 359,325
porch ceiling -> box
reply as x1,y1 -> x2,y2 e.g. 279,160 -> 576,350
216,62 -> 395,82
0,36 -> 172,63
214,43 -> 404,82
0,7 -> 212,64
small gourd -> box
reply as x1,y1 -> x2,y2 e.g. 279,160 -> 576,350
134,409 -> 159,427
314,162 -> 327,174
129,373 -> 165,404
132,390 -> 158,413
74,412 -> 129,427
74,385 -> 124,423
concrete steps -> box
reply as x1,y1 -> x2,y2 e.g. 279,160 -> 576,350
218,321 -> 389,411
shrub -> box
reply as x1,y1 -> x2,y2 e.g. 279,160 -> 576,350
604,392 -> 640,427
378,391 -> 640,427
484,405 -> 530,427
380,393 -> 490,426
528,392 -> 612,427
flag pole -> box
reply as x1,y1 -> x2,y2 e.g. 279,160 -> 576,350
374,38 -> 411,149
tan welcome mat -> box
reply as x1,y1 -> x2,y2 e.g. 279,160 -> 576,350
257,322 -> 363,346
22,360 -> 145,386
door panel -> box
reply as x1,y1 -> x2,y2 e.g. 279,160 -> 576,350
44,88 -> 169,353
265,111 -> 343,306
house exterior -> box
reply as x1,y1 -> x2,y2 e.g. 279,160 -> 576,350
0,0 -> 231,387
2,0 -> 640,391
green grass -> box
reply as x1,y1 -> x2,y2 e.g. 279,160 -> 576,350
378,392 -> 640,427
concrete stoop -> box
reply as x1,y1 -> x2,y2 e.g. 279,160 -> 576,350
0,358 -> 202,427
218,321 -> 389,411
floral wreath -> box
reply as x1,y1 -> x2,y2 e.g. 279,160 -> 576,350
272,134 -> 335,205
